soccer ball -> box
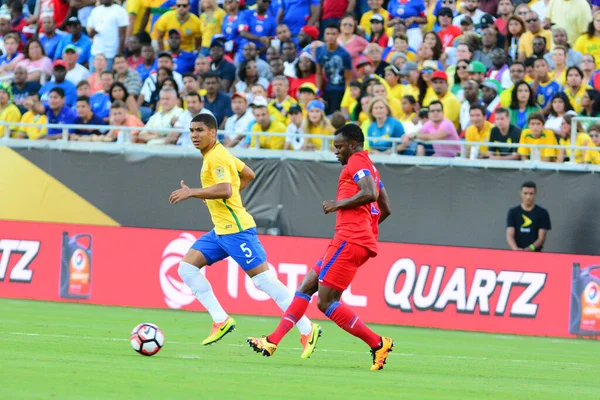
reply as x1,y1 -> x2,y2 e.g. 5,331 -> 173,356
130,323 -> 165,356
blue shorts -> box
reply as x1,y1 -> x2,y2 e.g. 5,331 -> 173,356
191,228 -> 267,271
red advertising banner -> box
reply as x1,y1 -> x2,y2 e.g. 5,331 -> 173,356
1,220 -> 599,339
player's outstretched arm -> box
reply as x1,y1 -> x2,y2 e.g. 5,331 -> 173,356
169,180 -> 232,205
377,186 -> 391,224
323,175 -> 378,214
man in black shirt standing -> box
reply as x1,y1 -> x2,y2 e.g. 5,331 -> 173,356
488,108 -> 521,160
506,181 -> 551,252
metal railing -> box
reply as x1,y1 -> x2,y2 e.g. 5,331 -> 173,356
2,120 -> 600,172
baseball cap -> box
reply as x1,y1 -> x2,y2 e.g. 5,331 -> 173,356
400,61 -> 418,75
468,61 -> 486,73
298,51 -> 314,61
480,14 -> 495,28
306,100 -> 325,111
251,96 -> 268,108
370,14 -> 384,23
422,60 -> 439,71
384,64 -> 401,76
231,92 -> 248,102
63,44 -> 78,54
301,25 -> 319,40
53,60 -> 67,68
168,29 -> 182,37
431,71 -> 448,81
67,16 -> 81,25
298,82 -> 317,94
288,104 -> 302,114
363,74 -> 380,85
482,78 -> 501,93
354,55 -> 372,69
210,35 -> 226,48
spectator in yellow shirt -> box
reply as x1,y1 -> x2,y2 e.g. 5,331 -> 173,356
430,70 -> 461,129
301,100 -> 334,151
586,123 -> 600,164
464,103 -> 493,158
249,96 -> 286,149
0,83 -> 21,138
565,66 -> 592,113
556,113 -> 600,164
518,11 -> 552,61
154,1 -> 202,52
574,15 -> 600,69
517,112 -> 558,161
17,93 -> 47,140
199,0 -> 226,56
359,0 -> 393,38
267,75 -> 298,125
372,82 -> 404,120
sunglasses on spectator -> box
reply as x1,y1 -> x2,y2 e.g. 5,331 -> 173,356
457,65 -> 468,70
176,3 -> 189,7
526,18 -> 538,23
517,11 -> 528,15
422,69 -> 434,74
442,0 -> 454,3
590,134 -> 600,137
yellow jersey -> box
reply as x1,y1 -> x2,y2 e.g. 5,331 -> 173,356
250,120 -> 286,149
518,29 -> 552,58
145,0 -> 174,40
421,87 -> 437,108
126,0 -> 148,35
574,35 -> 600,69
517,129 -> 558,160
19,111 -> 47,140
359,10 -> 393,37
200,8 -> 226,48
437,91 -> 461,129
0,104 -> 21,138
559,132 -> 599,164
306,123 -> 334,150
566,85 -> 592,113
201,142 -> 255,234
465,121 -> 493,153
268,96 -> 298,126
388,83 -> 404,100
154,11 -> 202,52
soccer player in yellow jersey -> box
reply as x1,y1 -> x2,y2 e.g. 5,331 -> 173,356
169,114 -> 321,357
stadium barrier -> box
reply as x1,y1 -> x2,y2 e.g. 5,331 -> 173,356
1,219 -> 598,339
3,120 -> 600,172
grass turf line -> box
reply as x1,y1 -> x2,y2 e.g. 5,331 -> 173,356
1,299 -> 599,400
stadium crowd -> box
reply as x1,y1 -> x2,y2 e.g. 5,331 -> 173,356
1,0 -> 600,162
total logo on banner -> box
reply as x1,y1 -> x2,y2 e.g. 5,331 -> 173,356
158,233 -> 368,310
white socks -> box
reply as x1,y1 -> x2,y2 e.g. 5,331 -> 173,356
251,270 -> 313,335
178,261 -> 228,323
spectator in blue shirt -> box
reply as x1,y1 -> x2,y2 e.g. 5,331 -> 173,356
222,0 -> 242,55
39,14 -> 65,60
209,39 -> 236,92
367,96 -> 414,154
11,66 -> 41,113
152,29 -> 196,74
137,44 -> 156,82
39,61 -> 77,106
72,96 -> 108,138
202,71 -> 233,128
89,71 -> 114,121
315,22 -> 352,115
277,0 -> 321,37
54,17 -> 93,67
33,87 -> 77,138
239,0 -> 277,57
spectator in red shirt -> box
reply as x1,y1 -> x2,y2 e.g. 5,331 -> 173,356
495,0 -> 514,36
289,52 -> 317,98
321,0 -> 353,38
437,8 -> 461,49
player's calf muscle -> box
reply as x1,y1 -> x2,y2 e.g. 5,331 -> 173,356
297,270 -> 318,296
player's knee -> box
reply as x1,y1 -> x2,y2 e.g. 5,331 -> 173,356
317,297 -> 331,314
178,261 -> 198,280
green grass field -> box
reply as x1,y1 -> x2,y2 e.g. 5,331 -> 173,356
1,299 -> 599,400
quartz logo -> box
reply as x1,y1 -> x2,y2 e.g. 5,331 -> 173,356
159,233 -> 200,309
0,239 -> 40,283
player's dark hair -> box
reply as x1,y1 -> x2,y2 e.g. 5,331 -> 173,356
566,66 -> 584,79
76,95 -> 90,105
77,80 -> 90,89
183,72 -> 197,80
191,113 -> 218,131
326,21 -> 341,32
49,87 -> 65,98
100,70 -> 113,78
522,181 -> 537,191
533,57 -> 548,66
527,111 -> 545,124
335,123 -> 364,145
113,53 -> 126,61
469,103 -> 486,116
202,71 -> 219,82
186,92 -> 204,102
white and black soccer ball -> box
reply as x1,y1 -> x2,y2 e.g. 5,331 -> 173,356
130,323 -> 165,356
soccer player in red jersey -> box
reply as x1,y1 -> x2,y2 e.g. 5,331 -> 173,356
248,124 -> 394,371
